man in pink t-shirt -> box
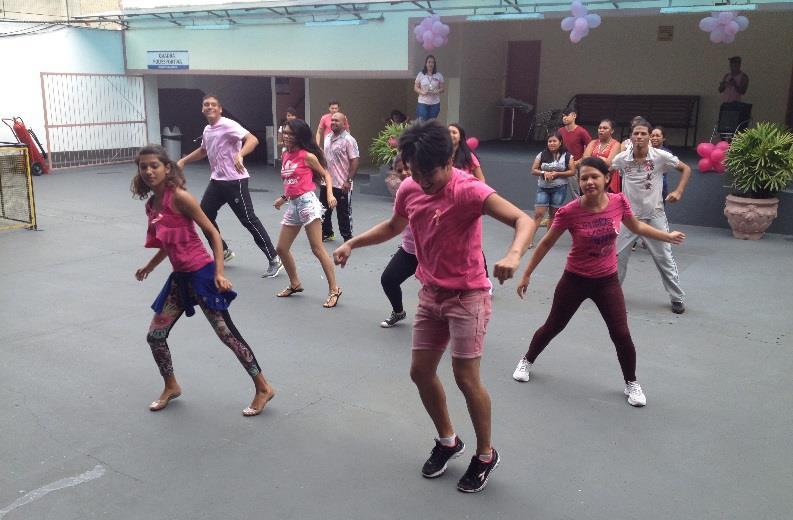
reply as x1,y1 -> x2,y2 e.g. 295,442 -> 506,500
177,94 -> 282,278
332,120 -> 534,493
314,100 -> 350,147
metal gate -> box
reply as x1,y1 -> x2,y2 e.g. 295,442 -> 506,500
41,73 -> 148,169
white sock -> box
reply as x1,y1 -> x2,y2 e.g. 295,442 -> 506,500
438,435 -> 457,447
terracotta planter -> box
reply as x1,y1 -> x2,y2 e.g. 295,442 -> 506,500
723,194 -> 779,240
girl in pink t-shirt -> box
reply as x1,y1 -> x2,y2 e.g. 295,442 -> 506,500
132,145 -> 275,416
449,123 -> 485,182
274,119 -> 342,308
512,157 -> 686,408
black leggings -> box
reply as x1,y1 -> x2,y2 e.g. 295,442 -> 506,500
525,270 -> 637,382
146,281 -> 262,378
200,178 -> 277,261
380,247 -> 418,313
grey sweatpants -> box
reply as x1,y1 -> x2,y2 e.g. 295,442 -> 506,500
617,212 -> 685,304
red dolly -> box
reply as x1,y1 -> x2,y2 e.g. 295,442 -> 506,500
2,116 -> 49,176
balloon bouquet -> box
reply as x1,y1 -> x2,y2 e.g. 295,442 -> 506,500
413,15 -> 450,51
698,12 -> 749,44
696,141 -> 730,173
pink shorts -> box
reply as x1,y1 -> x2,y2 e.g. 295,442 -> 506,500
412,285 -> 492,359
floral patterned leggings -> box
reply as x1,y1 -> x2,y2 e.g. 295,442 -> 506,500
146,282 -> 261,378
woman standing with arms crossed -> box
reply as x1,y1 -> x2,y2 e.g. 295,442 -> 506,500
528,132 -> 574,247
274,119 -> 342,308
582,118 -> 620,193
133,145 -> 275,416
511,157 -> 685,407
449,123 -> 485,182
414,55 -> 445,121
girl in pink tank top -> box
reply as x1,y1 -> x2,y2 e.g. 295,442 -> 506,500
132,145 -> 275,417
273,119 -> 342,308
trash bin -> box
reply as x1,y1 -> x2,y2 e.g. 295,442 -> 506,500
162,126 -> 182,160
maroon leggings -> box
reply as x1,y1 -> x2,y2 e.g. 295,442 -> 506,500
525,270 -> 637,382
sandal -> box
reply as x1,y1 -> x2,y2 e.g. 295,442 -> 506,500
323,288 -> 342,308
242,389 -> 276,417
276,285 -> 304,297
149,392 -> 181,412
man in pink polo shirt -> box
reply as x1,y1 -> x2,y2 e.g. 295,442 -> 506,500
321,112 -> 359,242
333,120 -> 534,493
315,100 -> 350,147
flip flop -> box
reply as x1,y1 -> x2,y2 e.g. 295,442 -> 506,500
276,285 -> 304,297
149,392 -> 181,412
242,390 -> 276,417
323,288 -> 342,308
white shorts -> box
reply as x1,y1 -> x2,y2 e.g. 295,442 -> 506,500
281,191 -> 325,226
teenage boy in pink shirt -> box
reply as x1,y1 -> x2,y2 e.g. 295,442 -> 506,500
178,94 -> 282,278
333,120 -> 534,493
315,100 -> 350,147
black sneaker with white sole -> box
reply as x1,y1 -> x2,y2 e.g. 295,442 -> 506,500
421,437 -> 465,478
380,310 -> 407,328
456,448 -> 500,493
262,257 -> 284,278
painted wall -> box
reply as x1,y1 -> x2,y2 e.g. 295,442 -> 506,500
416,12 -> 793,145
0,26 -> 125,144
309,78 -> 412,166
124,14 -> 413,74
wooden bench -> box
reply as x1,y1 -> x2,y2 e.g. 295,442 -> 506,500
569,94 -> 700,147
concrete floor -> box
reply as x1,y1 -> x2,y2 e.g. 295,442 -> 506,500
1,156 -> 792,520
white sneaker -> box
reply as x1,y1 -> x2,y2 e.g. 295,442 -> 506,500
223,249 -> 235,262
624,381 -> 647,407
512,358 -> 532,382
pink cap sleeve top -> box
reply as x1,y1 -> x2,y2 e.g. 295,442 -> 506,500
201,117 -> 250,181
550,192 -> 634,278
145,189 -> 213,273
395,168 -> 495,290
280,149 -> 317,198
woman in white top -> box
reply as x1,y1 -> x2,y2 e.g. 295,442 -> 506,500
414,55 -> 445,121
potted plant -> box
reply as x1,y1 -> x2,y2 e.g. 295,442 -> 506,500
369,121 -> 409,168
723,122 -> 793,239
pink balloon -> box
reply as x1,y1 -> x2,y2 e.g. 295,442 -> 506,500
432,21 -> 444,33
414,25 -> 423,37
698,158 -> 714,172
710,148 -> 725,164
570,31 -> 583,43
585,13 -> 601,29
717,11 -> 735,23
574,17 -> 588,32
439,24 -> 450,36
466,137 -> 479,151
387,137 -> 398,148
699,17 -> 717,32
724,21 -> 739,36
423,41 -> 434,51
714,161 -> 726,173
696,142 -> 715,158
722,33 -> 735,44
423,30 -> 434,43
716,140 -> 730,151
561,16 -> 575,31
735,16 -> 749,31
432,35 -> 443,47
710,30 -> 724,43
571,1 -> 587,18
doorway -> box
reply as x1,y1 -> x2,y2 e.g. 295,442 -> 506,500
503,40 -> 541,140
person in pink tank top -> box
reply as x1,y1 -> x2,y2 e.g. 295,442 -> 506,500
511,157 -> 686,408
583,118 -> 621,193
132,145 -> 275,417
273,118 -> 342,308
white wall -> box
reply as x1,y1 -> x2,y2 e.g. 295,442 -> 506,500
0,26 -> 125,144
